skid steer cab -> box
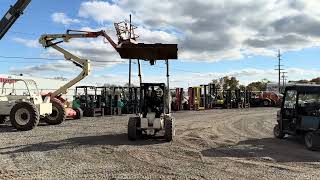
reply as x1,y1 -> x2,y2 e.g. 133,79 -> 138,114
274,85 -> 320,150
128,83 -> 175,141
0,78 -> 52,131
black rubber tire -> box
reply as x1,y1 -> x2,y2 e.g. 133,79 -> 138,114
305,132 -> 318,151
263,100 -> 270,107
74,108 -> 83,119
164,117 -> 175,142
0,115 -> 7,124
10,101 -> 39,131
273,124 -> 285,139
44,98 -> 66,125
128,117 -> 139,141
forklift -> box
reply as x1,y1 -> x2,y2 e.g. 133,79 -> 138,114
110,86 -> 139,115
200,84 -> 216,110
223,89 -> 234,109
187,86 -> 202,110
96,86 -> 113,115
125,86 -> 140,114
274,85 -> 320,150
207,83 -> 216,109
188,87 -> 195,110
74,86 -> 104,117
171,88 -> 184,111
244,89 -> 252,108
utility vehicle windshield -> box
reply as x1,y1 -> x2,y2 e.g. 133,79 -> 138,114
298,93 -> 320,116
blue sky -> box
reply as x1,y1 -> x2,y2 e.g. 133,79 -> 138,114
1,0 -> 320,87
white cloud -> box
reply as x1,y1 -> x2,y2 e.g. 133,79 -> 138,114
13,38 -> 39,48
174,68 -> 320,87
10,60 -> 75,74
52,12 -> 81,25
78,1 -> 127,23
13,37 -> 126,75
78,0 -> 320,62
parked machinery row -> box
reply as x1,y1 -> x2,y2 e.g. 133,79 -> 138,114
171,84 -> 254,111
73,86 -> 140,117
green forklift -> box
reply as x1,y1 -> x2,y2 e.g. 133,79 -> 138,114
74,86 -> 104,117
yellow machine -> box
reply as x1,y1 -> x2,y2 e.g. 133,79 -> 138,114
193,86 -> 204,110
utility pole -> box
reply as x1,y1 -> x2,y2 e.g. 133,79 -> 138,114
128,14 -> 132,112
275,50 -> 284,93
128,14 -> 132,89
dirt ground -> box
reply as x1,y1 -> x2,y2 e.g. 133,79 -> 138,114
0,108 -> 319,179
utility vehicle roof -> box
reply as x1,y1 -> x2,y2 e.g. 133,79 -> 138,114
285,85 -> 320,93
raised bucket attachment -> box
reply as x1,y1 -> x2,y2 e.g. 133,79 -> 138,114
117,43 -> 178,64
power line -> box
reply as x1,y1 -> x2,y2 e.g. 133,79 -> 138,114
0,55 -> 62,61
139,62 -> 202,74
0,55 -> 125,63
9,31 -> 37,36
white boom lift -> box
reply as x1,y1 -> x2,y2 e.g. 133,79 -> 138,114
38,30 -> 118,123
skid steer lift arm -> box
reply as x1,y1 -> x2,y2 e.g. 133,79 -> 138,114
0,0 -> 31,40
39,30 -> 118,97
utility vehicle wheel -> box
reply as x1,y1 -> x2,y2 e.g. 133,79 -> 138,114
10,102 -> 39,131
305,132 -> 318,151
273,124 -> 285,139
0,116 -> 7,124
263,100 -> 270,107
44,98 -> 66,125
74,108 -> 83,119
164,117 -> 175,142
128,117 -> 139,141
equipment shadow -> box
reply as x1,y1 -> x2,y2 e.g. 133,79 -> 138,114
201,137 -> 320,163
0,133 -> 168,155
0,122 -> 19,132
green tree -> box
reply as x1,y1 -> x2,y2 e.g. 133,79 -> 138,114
239,85 -> 246,91
297,80 -> 310,84
215,76 -> 239,90
310,77 -> 320,84
247,80 -> 269,91
212,79 -> 222,90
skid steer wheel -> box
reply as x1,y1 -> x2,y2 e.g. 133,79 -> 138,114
164,117 -> 175,142
44,98 -> 66,125
128,117 -> 141,141
0,115 -> 7,124
74,108 -> 83,119
304,132 -> 318,151
273,124 -> 285,139
10,102 -> 39,131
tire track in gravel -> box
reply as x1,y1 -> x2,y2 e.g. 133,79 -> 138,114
176,110 -> 238,149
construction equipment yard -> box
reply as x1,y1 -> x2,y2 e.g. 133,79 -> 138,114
2,1 -> 320,179
0,108 -> 319,179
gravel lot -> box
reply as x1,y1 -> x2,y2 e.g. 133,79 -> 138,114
0,108 -> 319,179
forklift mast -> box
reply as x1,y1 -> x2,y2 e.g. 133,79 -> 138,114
0,0 -> 31,40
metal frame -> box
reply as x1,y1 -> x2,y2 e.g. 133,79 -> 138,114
0,0 -> 31,39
